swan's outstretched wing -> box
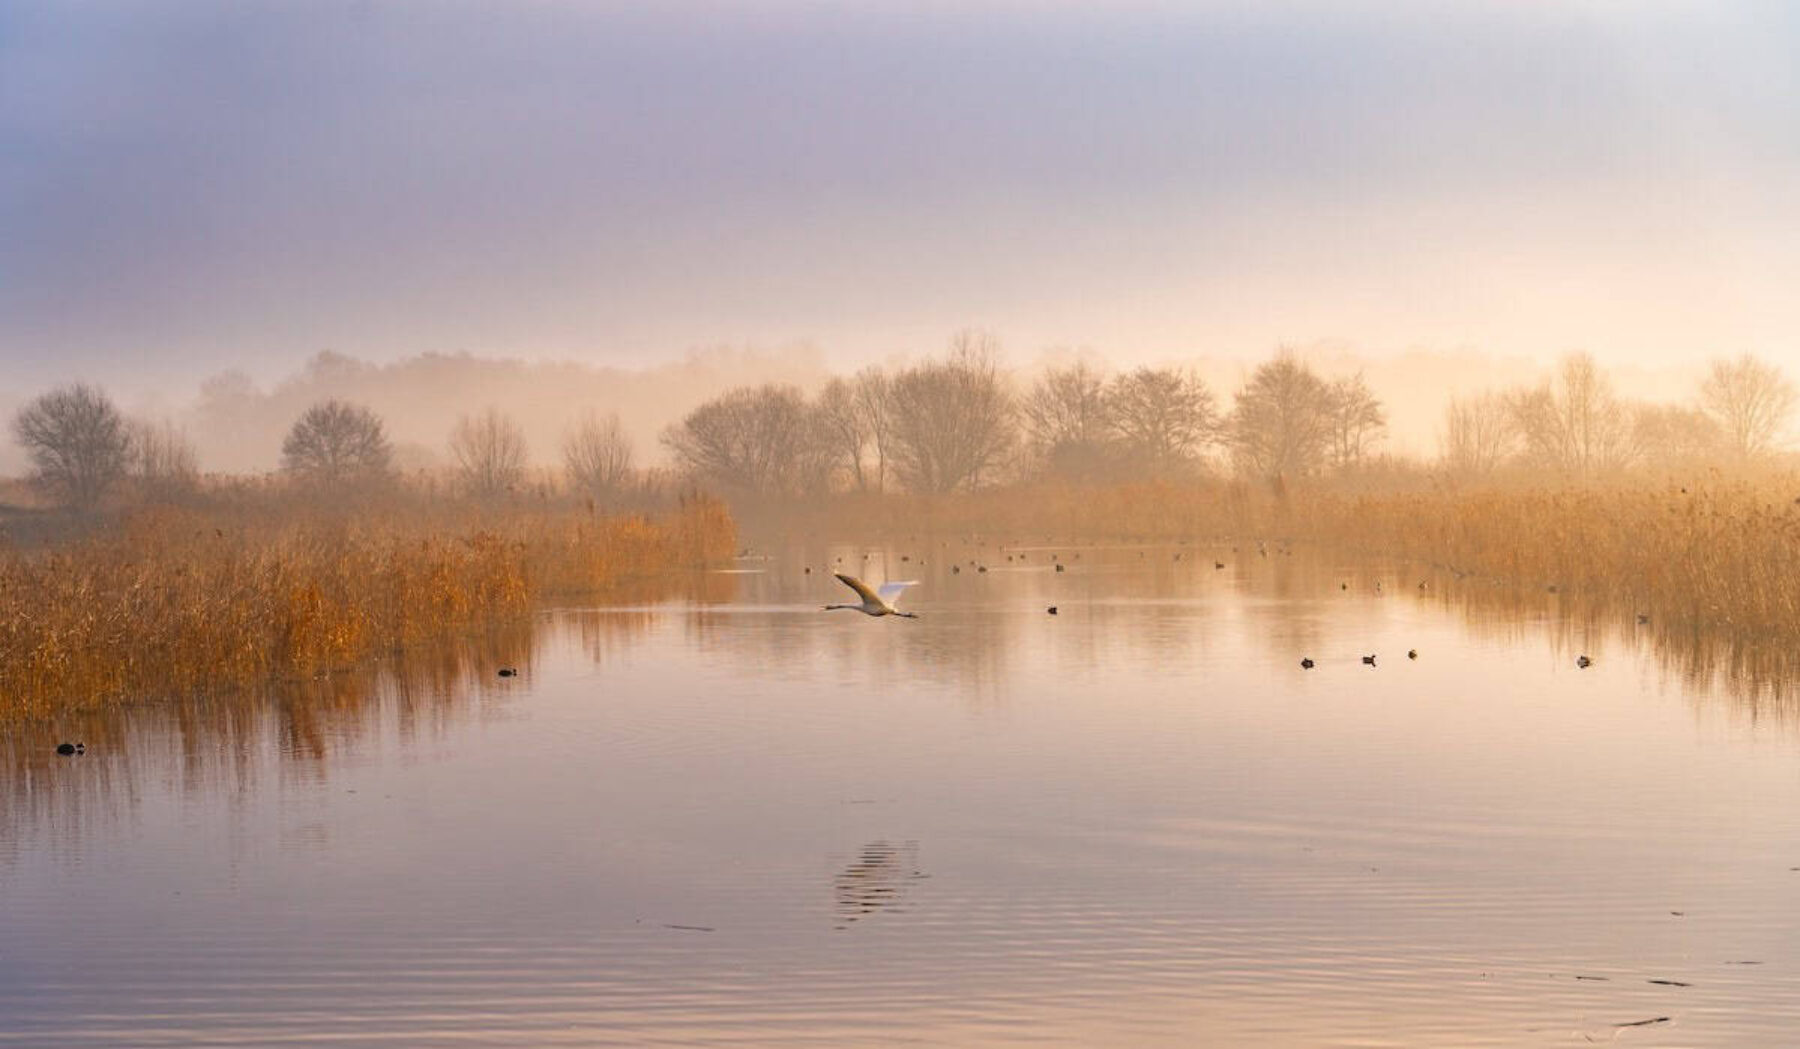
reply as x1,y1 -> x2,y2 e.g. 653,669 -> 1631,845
876,581 -> 919,607
835,573 -> 881,605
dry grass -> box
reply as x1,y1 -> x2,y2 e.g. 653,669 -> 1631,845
0,494 -> 735,721
1295,483 -> 1800,632
776,476 -> 1800,643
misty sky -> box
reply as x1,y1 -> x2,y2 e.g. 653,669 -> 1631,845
3,1 -> 1797,394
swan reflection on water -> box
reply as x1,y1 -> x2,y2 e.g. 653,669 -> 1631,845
835,840 -> 927,930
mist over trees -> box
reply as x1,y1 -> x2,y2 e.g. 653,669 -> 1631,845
12,383 -> 132,509
1229,354 -> 1335,479
5,339 -> 1796,514
885,336 -> 1015,493
651,343 -> 1794,496
179,348 -> 832,476
662,384 -> 828,498
1108,367 -> 1218,473
1440,394 -> 1516,479
1022,362 -> 1113,481
1629,403 -> 1719,469
1428,350 -> 1797,481
1701,353 -> 1796,462
281,400 -> 393,486
1506,353 -> 1634,478
1323,374 -> 1387,470
129,419 -> 200,500
563,410 -> 635,503
450,408 -> 529,498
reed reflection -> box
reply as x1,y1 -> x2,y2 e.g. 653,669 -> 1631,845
740,534 -> 1800,726
0,620 -> 540,859
11,532 -> 1800,871
1410,561 -> 1800,721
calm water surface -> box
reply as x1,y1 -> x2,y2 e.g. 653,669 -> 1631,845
5,543 -> 1800,1046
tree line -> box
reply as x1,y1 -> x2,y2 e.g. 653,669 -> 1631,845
1442,352 -> 1794,479
659,335 -> 1390,498
7,389 -> 644,512
8,338 -> 1794,511
657,340 -> 1793,498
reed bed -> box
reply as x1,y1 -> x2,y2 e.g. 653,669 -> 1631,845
0,495 -> 735,721
1317,484 -> 1800,638
780,476 -> 1800,644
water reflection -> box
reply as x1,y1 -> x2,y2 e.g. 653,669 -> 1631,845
8,541 -> 1800,1046
834,840 -> 926,929
1409,562 -> 1800,721
12,540 -> 1800,838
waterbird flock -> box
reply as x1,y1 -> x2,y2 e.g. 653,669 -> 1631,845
815,550 -> 1600,676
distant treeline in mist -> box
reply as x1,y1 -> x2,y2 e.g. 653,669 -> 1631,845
0,334 -> 1791,520
655,337 -> 1792,501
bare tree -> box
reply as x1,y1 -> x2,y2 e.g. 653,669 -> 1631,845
886,334 -> 1016,493
1699,353 -> 1795,462
12,383 -> 132,509
281,400 -> 393,486
1323,373 -> 1387,470
816,377 -> 874,491
1022,361 -> 1113,480
853,367 -> 895,492
1439,393 -> 1516,478
662,384 -> 824,497
129,418 -> 200,500
1228,352 -> 1333,479
1107,366 -> 1217,474
1506,352 -> 1632,478
450,408 -> 529,498
1023,362 -> 1111,450
562,410 -> 635,500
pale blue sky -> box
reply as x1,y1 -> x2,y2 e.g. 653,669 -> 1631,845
2,1 -> 1796,393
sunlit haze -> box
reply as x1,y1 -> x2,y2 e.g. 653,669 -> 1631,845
10,8 -> 1800,1045
4,1 -> 1796,405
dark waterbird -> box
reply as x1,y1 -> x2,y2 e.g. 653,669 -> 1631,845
1577,655 -> 1592,668
55,742 -> 84,756
1047,606 -> 1058,615
1407,649 -> 1418,660
1300,658 -> 1315,669
1362,654 -> 1377,666
497,667 -> 518,677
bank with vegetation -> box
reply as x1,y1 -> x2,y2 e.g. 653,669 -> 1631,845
6,337 -> 1800,717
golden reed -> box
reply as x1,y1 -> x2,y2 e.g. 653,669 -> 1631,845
0,494 -> 735,720
795,476 -> 1800,642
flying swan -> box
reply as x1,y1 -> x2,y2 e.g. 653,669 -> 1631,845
825,573 -> 919,618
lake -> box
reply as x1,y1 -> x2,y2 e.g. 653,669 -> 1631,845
4,540 -> 1799,1047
